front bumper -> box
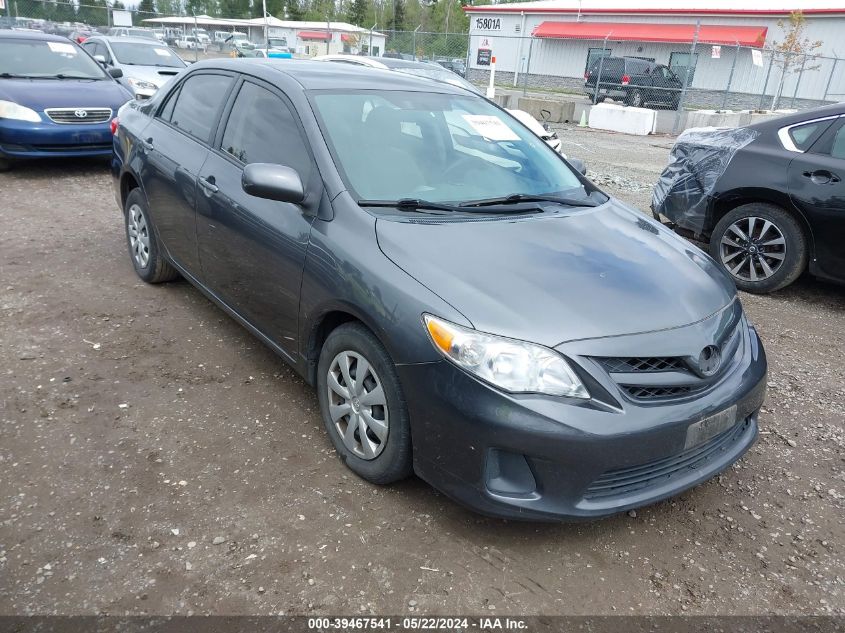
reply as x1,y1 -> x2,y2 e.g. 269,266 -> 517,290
0,118 -> 113,160
398,321 -> 767,521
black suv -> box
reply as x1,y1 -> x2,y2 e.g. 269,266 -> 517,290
585,56 -> 683,109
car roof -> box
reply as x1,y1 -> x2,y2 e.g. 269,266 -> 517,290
0,30 -> 75,42
188,58 -> 470,94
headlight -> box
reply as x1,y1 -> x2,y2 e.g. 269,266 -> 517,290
423,314 -> 589,399
0,100 -> 41,123
127,77 -> 158,93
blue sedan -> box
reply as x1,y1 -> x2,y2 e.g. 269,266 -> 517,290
0,31 -> 132,171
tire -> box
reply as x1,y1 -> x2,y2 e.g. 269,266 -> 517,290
0,157 -> 12,172
317,322 -> 412,485
709,202 -> 807,294
123,188 -> 179,284
626,89 -> 643,108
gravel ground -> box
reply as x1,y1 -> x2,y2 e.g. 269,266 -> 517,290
1,126 -> 843,617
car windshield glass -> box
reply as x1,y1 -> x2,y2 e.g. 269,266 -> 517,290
312,90 -> 586,204
110,42 -> 185,67
0,38 -> 107,79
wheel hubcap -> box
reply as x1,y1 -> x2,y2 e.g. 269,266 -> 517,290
719,216 -> 786,282
127,203 -> 150,269
327,351 -> 388,460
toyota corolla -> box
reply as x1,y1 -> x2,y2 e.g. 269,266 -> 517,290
0,30 -> 131,171
111,59 -> 767,520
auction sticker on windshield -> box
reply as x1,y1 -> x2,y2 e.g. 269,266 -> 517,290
154,48 -> 172,56
47,42 -> 77,54
462,114 -> 520,141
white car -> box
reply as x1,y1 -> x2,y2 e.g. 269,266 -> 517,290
175,36 -> 200,50
314,54 -> 565,155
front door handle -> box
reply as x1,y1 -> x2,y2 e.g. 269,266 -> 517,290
803,169 -> 841,185
140,137 -> 154,152
198,176 -> 218,194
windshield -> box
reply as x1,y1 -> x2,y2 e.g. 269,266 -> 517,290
110,42 -> 185,68
0,37 -> 107,79
312,90 -> 584,203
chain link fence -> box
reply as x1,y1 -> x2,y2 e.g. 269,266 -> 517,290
4,1 -> 844,115
463,30 -> 845,114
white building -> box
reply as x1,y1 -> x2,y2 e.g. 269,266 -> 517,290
142,15 -> 386,57
464,0 -> 845,106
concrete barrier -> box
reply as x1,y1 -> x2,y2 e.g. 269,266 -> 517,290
492,93 -> 513,109
684,110 -> 752,129
588,103 -> 656,136
516,97 -> 576,124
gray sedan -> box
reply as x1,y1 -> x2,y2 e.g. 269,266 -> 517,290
82,36 -> 185,99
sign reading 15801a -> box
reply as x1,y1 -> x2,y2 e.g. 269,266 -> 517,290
474,17 -> 502,31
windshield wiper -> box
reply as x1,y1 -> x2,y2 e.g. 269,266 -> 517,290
358,198 -> 543,215
460,193 -> 599,208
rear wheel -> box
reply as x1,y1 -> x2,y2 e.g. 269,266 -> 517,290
124,188 -> 179,284
709,202 -> 807,294
626,89 -> 644,108
317,322 -> 412,485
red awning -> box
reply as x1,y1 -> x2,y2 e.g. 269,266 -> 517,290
341,33 -> 352,42
298,30 -> 331,40
532,21 -> 767,48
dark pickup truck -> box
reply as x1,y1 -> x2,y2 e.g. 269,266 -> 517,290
584,56 -> 683,110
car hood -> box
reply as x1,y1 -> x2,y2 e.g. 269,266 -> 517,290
118,64 -> 182,88
0,78 -> 131,111
375,199 -> 736,346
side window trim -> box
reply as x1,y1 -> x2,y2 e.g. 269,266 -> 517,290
154,70 -> 236,147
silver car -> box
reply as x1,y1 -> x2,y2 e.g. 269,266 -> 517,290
81,36 -> 186,99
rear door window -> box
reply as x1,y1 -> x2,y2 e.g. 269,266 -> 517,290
788,120 -> 831,151
166,73 -> 233,144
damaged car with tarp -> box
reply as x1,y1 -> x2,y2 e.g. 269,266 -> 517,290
652,103 -> 845,294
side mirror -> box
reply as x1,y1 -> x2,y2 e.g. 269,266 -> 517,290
242,163 -> 305,204
569,158 -> 587,176
108,67 -> 123,79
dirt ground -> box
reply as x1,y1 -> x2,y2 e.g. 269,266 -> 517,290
1,126 -> 843,617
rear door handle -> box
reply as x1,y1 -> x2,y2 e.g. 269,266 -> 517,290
803,169 -> 841,184
198,176 -> 218,194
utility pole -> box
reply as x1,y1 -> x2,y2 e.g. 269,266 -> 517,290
326,11 -> 331,54
263,0 -> 269,53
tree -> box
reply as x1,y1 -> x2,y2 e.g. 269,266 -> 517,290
346,0 -> 368,26
388,0 -> 405,31
769,10 -> 823,110
284,0 -> 303,20
137,0 -> 156,16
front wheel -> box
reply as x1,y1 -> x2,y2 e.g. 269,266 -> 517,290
317,323 -> 412,484
709,202 -> 807,293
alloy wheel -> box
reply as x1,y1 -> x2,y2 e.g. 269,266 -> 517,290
127,203 -> 151,269
719,216 -> 786,282
326,351 -> 389,460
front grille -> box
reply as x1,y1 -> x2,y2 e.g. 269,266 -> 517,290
584,418 -> 750,500
45,107 -> 113,124
601,356 -> 686,373
622,385 -> 693,400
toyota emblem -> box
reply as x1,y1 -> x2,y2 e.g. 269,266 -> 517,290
74,109 -> 88,119
698,345 -> 722,377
